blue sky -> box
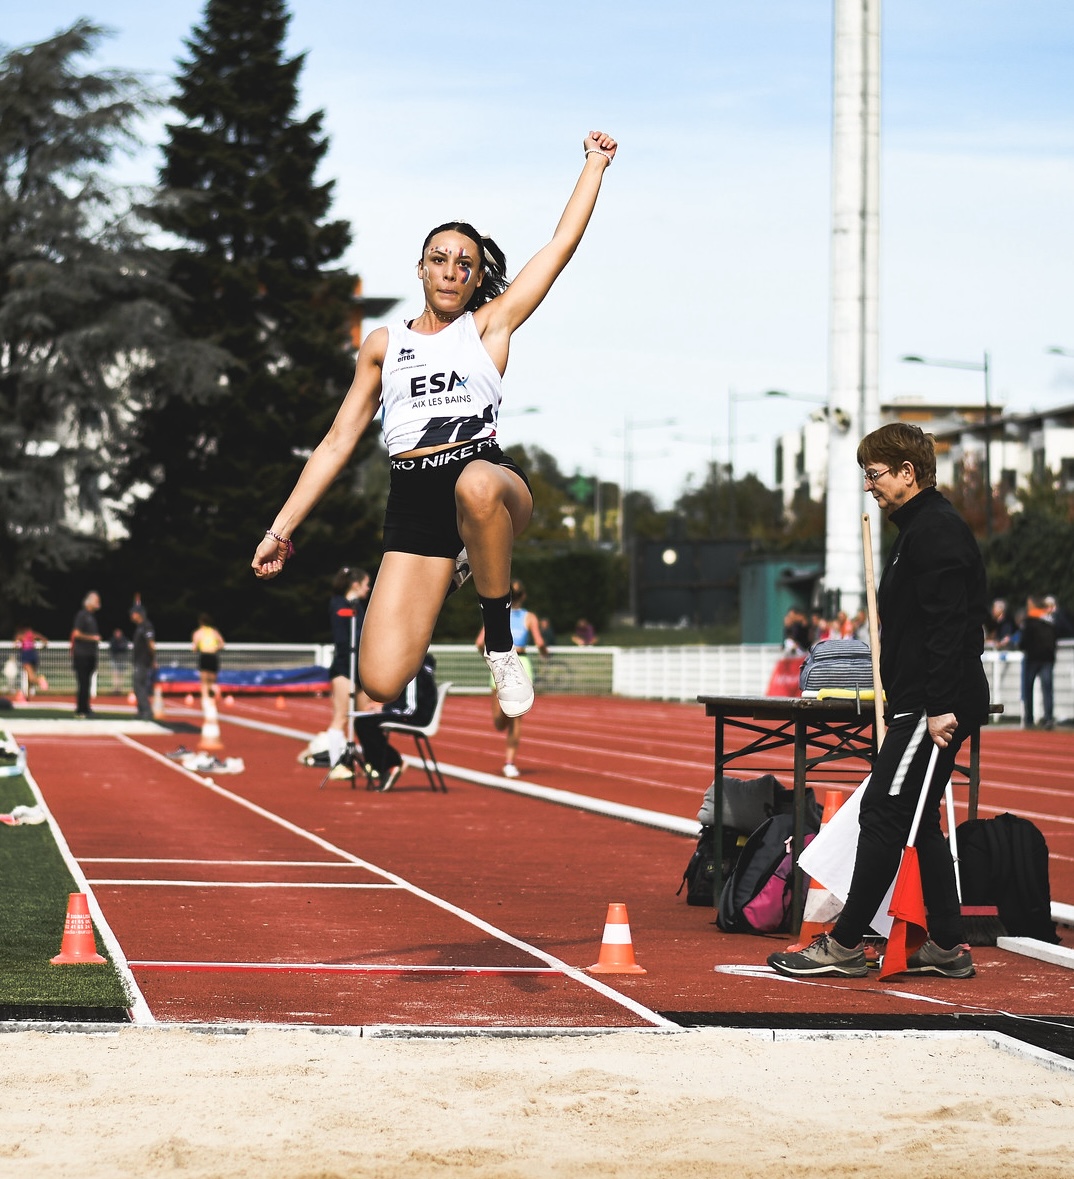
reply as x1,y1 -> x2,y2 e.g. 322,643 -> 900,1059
5,1 -> 1073,504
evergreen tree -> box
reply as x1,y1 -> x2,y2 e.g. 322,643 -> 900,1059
125,0 -> 379,641
0,22 -> 220,633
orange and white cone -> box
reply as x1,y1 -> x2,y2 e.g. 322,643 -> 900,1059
50,893 -> 106,965
786,789 -> 846,950
587,903 -> 646,974
152,683 -> 165,720
197,696 -> 225,752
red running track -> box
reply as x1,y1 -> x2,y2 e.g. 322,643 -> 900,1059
16,692 -> 1074,1029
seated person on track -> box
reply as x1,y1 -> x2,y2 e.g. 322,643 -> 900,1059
354,652 -> 438,793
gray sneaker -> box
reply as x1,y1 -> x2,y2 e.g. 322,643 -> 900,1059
768,933 -> 869,978
902,939 -> 975,978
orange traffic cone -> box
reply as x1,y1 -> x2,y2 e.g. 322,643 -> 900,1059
50,893 -> 106,965
13,688 -> 26,704
197,697 -> 225,752
587,903 -> 647,974
152,683 -> 165,720
785,789 -> 846,950
224,695 -> 235,707
184,693 -> 195,707
275,695 -> 286,710
127,691 -> 137,705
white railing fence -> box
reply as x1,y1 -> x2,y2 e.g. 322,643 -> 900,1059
2,639 -> 1070,724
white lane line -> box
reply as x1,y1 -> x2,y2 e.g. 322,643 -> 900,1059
127,961 -> 560,975
87,881 -> 403,886
20,764 -> 155,1025
116,734 -> 677,1030
81,858 -> 364,867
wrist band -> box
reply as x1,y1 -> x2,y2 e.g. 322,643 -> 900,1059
585,148 -> 612,163
265,530 -> 295,558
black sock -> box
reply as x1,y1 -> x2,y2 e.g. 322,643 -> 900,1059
479,593 -> 513,653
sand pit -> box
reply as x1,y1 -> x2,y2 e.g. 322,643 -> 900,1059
1,1025 -> 1072,1177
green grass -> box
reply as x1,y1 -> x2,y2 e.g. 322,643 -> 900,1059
0,770 -> 131,1013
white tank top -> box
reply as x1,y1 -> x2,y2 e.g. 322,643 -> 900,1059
381,313 -> 502,456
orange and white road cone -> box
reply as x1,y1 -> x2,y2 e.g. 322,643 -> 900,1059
786,789 -> 846,950
275,695 -> 286,710
50,893 -> 106,965
197,696 -> 225,752
152,683 -> 165,720
127,691 -> 137,705
587,903 -> 647,974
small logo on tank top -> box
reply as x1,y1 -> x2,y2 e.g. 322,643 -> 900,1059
398,347 -> 415,361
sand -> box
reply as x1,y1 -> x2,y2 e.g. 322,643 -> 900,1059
1,1025 -> 1072,1177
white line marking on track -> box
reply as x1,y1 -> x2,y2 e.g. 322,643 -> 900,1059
116,733 -> 678,1030
81,858 -> 365,866
128,962 -> 561,975
88,880 -> 401,889
19,763 -> 155,1025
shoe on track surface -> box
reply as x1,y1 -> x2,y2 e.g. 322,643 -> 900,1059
502,763 -> 520,779
767,932 -> 868,978
900,939 -> 975,978
378,764 -> 403,793
484,648 -> 534,718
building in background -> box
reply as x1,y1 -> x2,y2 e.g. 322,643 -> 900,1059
776,398 -> 1074,519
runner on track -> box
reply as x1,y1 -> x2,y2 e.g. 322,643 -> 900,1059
251,129 -> 617,721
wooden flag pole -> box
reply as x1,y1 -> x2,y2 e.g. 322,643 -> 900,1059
862,512 -> 886,746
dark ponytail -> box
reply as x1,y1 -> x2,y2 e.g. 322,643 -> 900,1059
421,221 -> 509,310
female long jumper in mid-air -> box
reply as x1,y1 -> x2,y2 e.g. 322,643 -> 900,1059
252,130 -> 617,717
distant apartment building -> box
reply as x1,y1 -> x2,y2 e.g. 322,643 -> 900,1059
776,398 -> 1074,514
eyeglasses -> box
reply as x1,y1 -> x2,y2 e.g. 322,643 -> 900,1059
862,466 -> 891,484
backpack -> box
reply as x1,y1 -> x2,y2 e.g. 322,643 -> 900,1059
798,638 -> 873,695
677,826 -> 745,907
716,812 -> 819,934
955,813 -> 1059,943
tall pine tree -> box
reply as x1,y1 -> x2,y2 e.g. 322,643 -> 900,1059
0,22 -> 221,634
124,0 -> 381,640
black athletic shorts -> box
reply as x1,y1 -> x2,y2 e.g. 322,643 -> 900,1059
197,653 -> 220,675
382,438 -> 531,559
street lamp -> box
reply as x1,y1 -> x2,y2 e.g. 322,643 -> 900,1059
613,416 -> 675,552
901,352 -> 993,540
727,389 -> 826,532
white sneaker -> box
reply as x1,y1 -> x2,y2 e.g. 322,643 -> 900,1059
484,648 -> 533,718
328,762 -> 354,781
502,763 -> 520,779
446,547 -> 472,597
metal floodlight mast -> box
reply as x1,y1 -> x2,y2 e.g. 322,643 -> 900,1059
825,0 -> 882,619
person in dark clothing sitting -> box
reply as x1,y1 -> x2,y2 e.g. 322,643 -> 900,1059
354,652 -> 437,792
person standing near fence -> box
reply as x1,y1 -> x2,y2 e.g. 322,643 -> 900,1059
475,581 -> 547,778
1020,595 -> 1056,730
13,625 -> 48,697
251,129 -> 617,723
129,604 -> 157,721
70,592 -> 102,718
768,422 -> 989,981
191,614 -> 226,705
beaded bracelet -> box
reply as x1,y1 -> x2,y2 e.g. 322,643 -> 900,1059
585,148 -> 613,163
264,530 -> 295,559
